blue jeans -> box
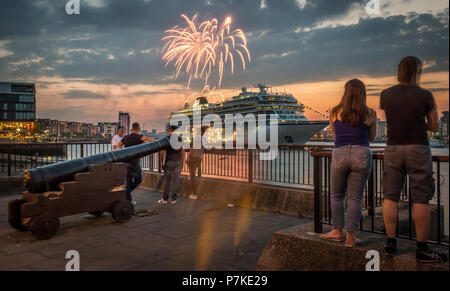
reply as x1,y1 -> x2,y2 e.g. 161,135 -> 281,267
330,145 -> 372,232
125,164 -> 142,201
163,161 -> 182,201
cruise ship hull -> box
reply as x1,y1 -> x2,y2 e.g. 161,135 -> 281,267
277,121 -> 329,145
233,121 -> 328,146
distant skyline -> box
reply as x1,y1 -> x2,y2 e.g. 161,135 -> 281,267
0,0 -> 448,131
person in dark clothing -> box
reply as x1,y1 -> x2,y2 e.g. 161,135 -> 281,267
187,127 -> 207,200
381,56 -> 447,263
158,126 -> 185,205
119,122 -> 155,204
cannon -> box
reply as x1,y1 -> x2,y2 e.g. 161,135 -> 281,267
8,136 -> 170,240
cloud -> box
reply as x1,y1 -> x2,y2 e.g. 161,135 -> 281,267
63,90 -> 107,99
0,41 -> 13,58
0,0 -> 447,128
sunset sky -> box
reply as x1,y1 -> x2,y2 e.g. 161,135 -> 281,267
0,0 -> 448,131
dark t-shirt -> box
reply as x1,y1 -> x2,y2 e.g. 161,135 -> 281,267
165,134 -> 183,163
121,133 -> 144,167
380,85 -> 435,146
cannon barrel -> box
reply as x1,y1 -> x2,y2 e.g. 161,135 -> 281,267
24,136 -> 171,193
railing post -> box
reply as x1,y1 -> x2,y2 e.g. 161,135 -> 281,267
158,152 -> 162,173
368,168 -> 375,216
7,144 -> 11,177
198,162 -> 202,178
80,144 -> 84,158
313,154 -> 323,234
368,166 -> 375,231
248,149 -> 254,183
437,160 -> 441,244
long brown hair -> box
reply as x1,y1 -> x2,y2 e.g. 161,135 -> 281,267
398,56 -> 422,86
331,79 -> 369,127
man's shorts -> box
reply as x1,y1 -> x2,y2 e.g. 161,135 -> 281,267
383,145 -> 435,204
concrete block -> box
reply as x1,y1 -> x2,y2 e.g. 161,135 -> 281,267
256,222 -> 449,271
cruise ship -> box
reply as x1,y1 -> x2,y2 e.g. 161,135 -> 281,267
170,85 -> 328,145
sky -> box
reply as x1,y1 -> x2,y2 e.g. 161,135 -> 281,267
0,0 -> 448,131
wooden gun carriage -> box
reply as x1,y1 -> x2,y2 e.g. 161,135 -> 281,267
8,137 -> 170,240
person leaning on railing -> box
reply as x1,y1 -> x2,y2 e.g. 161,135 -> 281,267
119,122 -> 155,205
380,56 -> 447,264
111,125 -> 125,150
186,126 -> 208,200
319,79 -> 377,247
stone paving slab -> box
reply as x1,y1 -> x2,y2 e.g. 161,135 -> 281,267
0,188 -> 310,271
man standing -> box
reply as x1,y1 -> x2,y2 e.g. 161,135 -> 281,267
119,122 -> 155,204
158,126 -> 185,205
186,127 -> 207,200
111,126 -> 125,150
380,56 -> 447,263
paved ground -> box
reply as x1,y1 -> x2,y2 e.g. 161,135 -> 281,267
0,188 -> 310,271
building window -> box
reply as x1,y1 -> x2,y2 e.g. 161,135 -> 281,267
19,95 -> 34,103
12,85 -> 34,93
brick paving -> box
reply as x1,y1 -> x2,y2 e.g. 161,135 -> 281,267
0,188 -> 309,271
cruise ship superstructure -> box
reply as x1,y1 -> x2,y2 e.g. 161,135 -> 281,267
170,85 -> 328,145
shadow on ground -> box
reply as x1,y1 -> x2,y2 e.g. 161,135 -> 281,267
0,188 -> 309,271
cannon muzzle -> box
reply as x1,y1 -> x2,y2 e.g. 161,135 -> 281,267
25,136 -> 171,193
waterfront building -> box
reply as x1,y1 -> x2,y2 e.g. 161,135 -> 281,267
98,122 -> 119,137
0,82 -> 36,139
37,118 -> 51,132
68,122 -> 83,136
119,112 -> 131,135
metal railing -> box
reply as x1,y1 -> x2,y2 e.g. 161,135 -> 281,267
0,143 -> 112,176
2,142 -> 448,246
138,145 -> 328,188
311,150 -> 449,246
1,142 -> 325,189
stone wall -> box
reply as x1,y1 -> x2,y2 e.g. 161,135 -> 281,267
0,176 -> 24,196
141,172 -> 315,218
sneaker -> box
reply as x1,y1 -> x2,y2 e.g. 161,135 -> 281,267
416,249 -> 448,264
384,240 -> 397,256
171,200 -> 178,205
189,194 -> 199,200
157,199 -> 168,204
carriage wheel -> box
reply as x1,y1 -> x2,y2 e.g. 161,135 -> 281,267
30,214 -> 60,240
111,200 -> 134,223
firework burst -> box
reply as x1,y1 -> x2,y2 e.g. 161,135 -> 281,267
162,14 -> 251,89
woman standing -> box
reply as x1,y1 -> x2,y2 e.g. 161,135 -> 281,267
319,79 -> 377,247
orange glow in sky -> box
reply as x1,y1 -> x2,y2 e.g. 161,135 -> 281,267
35,71 -> 449,131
